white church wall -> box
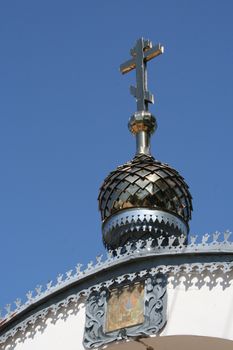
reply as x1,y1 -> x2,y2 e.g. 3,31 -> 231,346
2,268 -> 233,350
162,271 -> 233,340
3,302 -> 86,350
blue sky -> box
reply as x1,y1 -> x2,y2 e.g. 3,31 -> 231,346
0,1 -> 233,309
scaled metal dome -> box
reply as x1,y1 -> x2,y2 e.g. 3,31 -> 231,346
98,38 -> 193,249
98,154 -> 192,249
99,153 -> 192,222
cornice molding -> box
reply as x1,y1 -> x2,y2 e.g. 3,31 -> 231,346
0,230 -> 233,345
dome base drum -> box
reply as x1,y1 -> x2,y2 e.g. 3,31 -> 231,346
102,208 -> 188,250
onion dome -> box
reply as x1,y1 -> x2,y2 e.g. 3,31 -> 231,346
98,38 -> 193,249
98,154 -> 192,249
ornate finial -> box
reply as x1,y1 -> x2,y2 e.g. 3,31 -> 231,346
120,38 -> 164,155
120,38 -> 164,111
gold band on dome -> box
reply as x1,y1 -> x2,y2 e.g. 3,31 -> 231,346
130,122 -> 149,134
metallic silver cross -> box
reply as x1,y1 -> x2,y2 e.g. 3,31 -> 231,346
120,38 -> 164,112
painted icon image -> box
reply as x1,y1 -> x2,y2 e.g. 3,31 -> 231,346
105,283 -> 144,332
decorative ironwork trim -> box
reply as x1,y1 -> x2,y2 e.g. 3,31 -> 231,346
1,260 -> 233,346
102,208 -> 188,248
83,274 -> 167,348
0,230 -> 233,344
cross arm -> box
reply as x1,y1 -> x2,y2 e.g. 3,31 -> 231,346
120,58 -> 136,75
120,43 -> 164,75
144,43 -> 164,63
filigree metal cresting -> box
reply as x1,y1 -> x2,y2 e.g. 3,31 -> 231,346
0,231 -> 232,327
1,254 -> 233,346
102,208 -> 189,249
83,275 -> 167,348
